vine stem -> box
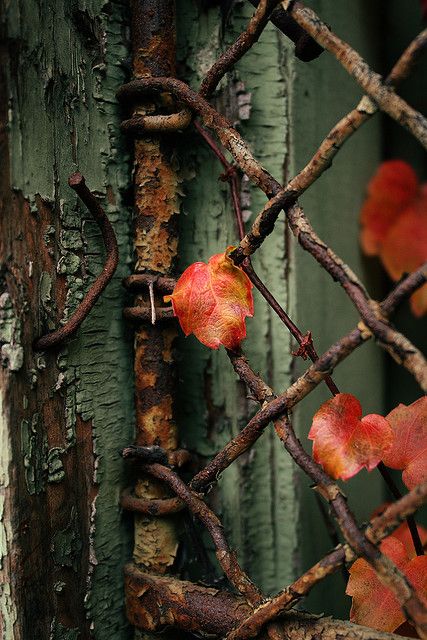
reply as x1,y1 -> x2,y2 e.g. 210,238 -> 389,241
193,119 -> 424,561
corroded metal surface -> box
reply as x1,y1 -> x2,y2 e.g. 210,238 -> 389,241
124,0 -> 183,585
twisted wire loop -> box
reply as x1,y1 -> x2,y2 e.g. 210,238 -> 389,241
119,2 -> 427,639
33,172 -> 119,350
120,86 -> 189,325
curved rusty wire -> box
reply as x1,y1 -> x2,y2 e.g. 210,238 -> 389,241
33,173 -> 119,350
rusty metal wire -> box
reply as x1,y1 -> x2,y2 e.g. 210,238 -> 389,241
33,173 -> 119,350
119,3 -> 427,640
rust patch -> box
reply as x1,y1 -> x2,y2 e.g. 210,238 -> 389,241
134,139 -> 180,273
133,515 -> 178,572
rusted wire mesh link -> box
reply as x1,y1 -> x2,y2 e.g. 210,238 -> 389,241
121,108 -> 192,134
200,0 -> 280,98
247,0 -> 323,62
229,23 -> 427,264
124,565 -> 415,640
219,349 -> 427,634
33,172 -> 119,350
286,29 -> 427,197
120,486 -> 184,516
121,444 -> 191,467
281,2 -> 427,150
123,273 -> 176,324
141,462 -> 263,606
226,483 -> 427,640
195,121 -> 339,396
123,274 -> 176,293
190,262 -> 427,495
118,75 -> 427,389
123,306 -> 174,323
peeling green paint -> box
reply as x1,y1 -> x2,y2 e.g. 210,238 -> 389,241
5,1 -> 134,635
21,414 -> 48,495
0,292 -> 24,372
176,1 -> 297,594
0,391 -> 18,639
50,620 -> 80,640
2,0 -> 395,635
47,447 -> 66,484
52,508 -> 82,570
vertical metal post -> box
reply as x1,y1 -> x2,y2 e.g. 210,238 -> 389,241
124,0 -> 182,631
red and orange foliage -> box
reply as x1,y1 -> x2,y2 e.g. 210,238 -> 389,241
308,393 -> 394,480
347,536 -> 427,632
382,396 -> 427,491
164,248 -> 253,350
360,160 -> 427,316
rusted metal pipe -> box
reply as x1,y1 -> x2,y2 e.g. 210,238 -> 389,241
121,1 -> 188,633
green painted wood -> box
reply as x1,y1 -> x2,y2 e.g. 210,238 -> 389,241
1,1 -> 134,638
176,0 -> 386,616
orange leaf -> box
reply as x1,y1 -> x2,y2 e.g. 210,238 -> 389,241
347,536 -> 427,632
164,249 -> 254,350
393,521 -> 427,558
308,393 -> 394,480
360,161 -> 427,316
381,396 -> 427,490
360,160 -> 419,255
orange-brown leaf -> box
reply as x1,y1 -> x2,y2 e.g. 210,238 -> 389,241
308,394 -> 394,481
381,396 -> 427,490
360,161 -> 427,316
164,249 -> 254,350
360,160 -> 419,255
347,536 -> 427,632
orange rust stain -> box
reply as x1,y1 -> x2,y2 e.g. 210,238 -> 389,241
134,138 -> 179,273
135,477 -> 171,500
135,228 -> 178,273
138,370 -> 158,390
136,396 -> 177,449
133,515 -> 178,572
133,35 -> 175,78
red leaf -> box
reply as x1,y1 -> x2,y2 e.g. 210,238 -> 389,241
381,396 -> 427,490
308,394 -> 394,480
347,536 -> 427,632
164,249 -> 254,350
359,161 -> 427,316
360,160 -> 418,255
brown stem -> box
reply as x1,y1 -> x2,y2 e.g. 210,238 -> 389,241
194,121 -> 339,396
